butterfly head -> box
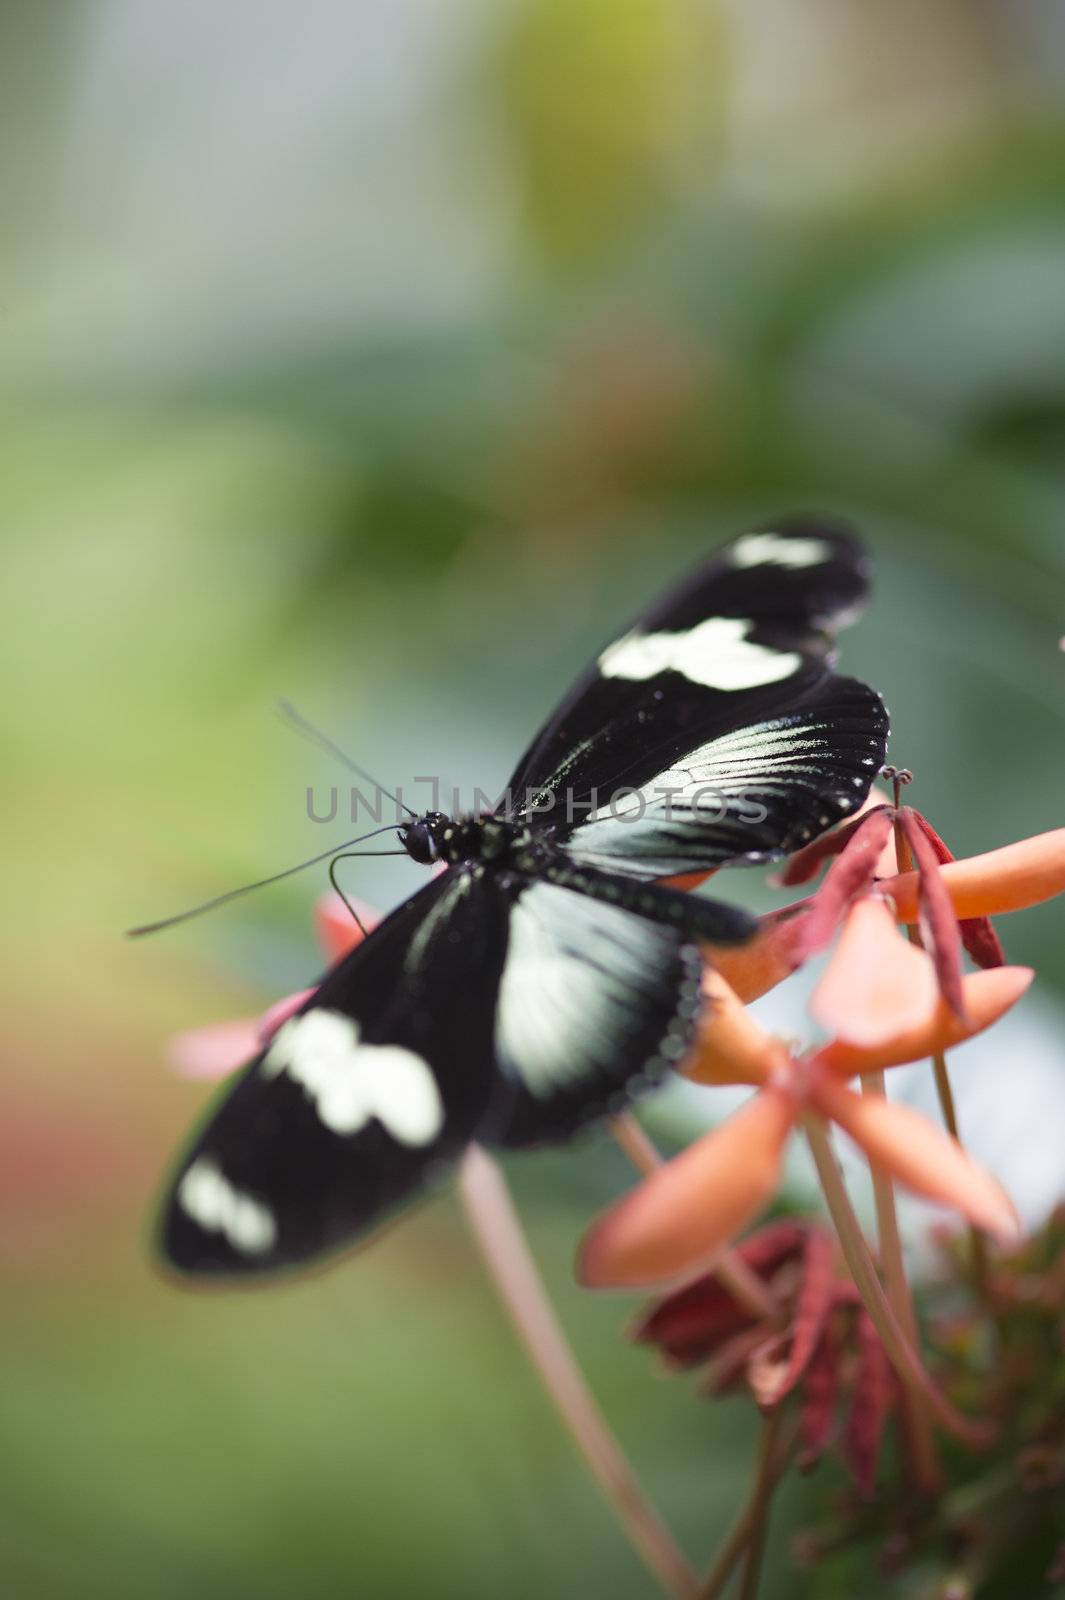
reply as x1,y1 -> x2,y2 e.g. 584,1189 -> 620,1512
398,812 -> 451,865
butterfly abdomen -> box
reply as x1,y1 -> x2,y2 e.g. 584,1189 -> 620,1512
535,854 -> 758,945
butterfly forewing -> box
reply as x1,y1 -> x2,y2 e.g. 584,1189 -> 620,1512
502,517 -> 887,869
159,871 -> 507,1276
562,676 -> 889,876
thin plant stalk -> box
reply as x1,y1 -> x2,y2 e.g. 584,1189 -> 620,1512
930,1050 -> 961,1140
804,1115 -> 990,1448
862,1070 -> 943,1493
609,1112 -> 667,1177
701,1416 -> 795,1600
457,1145 -> 702,1600
737,1409 -> 784,1600
610,1115 -> 781,1323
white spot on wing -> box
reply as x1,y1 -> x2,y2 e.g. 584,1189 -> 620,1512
599,616 -> 800,691
729,532 -> 830,569
178,1158 -> 277,1255
263,1010 -> 443,1146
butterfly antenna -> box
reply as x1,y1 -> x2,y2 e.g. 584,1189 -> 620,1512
275,697 -> 417,819
126,826 -> 404,938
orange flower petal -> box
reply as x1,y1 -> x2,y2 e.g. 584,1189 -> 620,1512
816,966 -> 1034,1077
880,828 -> 1065,924
577,1087 -> 797,1289
707,909 -> 806,1003
810,897 -> 939,1047
811,1072 -> 1020,1241
167,1018 -> 260,1080
314,892 -> 376,962
257,988 -> 317,1044
662,870 -> 718,892
685,970 -> 787,1086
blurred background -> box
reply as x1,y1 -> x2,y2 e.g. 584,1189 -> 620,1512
4,2 -> 1065,1596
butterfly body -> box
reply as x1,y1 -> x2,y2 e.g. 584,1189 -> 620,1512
157,518 -> 889,1279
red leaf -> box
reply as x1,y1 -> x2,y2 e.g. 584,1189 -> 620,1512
632,1220 -> 805,1367
798,1317 -> 842,1471
899,810 -> 966,1020
700,1326 -> 775,1396
736,1217 -> 809,1273
632,1280 -> 754,1367
960,915 -> 1006,968
749,1228 -> 837,1407
844,1310 -> 894,1498
792,808 -> 897,962
776,807 -> 891,887
907,811 -> 953,865
909,812 -> 1005,970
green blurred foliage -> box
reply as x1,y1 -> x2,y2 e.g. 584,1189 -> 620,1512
3,2 -> 1065,1597
501,0 -> 728,265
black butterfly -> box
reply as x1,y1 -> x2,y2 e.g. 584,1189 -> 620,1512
158,518 -> 888,1277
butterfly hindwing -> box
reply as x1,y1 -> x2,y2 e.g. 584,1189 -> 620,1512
158,870 -> 508,1276
481,880 -> 703,1148
502,517 -> 887,870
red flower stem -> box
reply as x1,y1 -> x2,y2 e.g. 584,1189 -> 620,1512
804,1115 -> 992,1449
892,812 -> 984,1286
892,814 -> 963,1141
610,1115 -> 782,1323
701,1412 -> 794,1600
457,1146 -> 702,1600
861,1070 -> 943,1493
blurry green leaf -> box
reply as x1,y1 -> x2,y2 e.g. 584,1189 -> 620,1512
501,0 -> 728,266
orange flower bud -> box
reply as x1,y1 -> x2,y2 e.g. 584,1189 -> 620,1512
881,828 -> 1065,924
706,910 -> 805,1003
684,971 -> 788,1087
314,892 -> 375,962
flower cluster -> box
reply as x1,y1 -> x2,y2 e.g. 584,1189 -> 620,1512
578,805 -> 1065,1290
633,1219 -> 895,1497
165,793 -> 1065,1597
